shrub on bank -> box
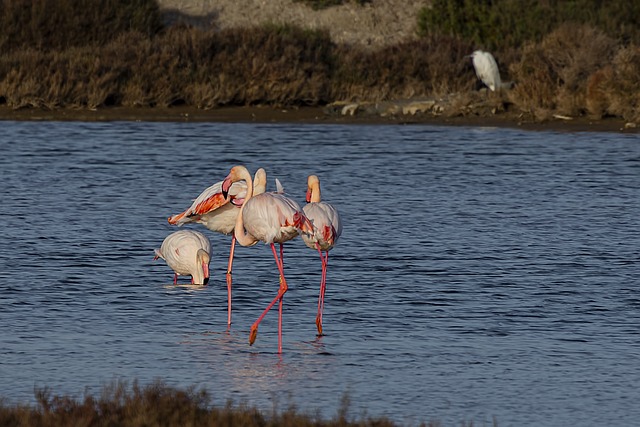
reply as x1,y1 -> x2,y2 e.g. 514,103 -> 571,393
418,0 -> 640,51
330,35 -> 475,102
505,24 -> 640,123
587,45 -> 640,122
0,0 -> 162,52
0,0 -> 639,122
508,24 -> 617,120
0,25 -> 478,110
0,25 -> 336,109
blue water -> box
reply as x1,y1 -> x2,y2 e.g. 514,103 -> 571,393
0,120 -> 639,426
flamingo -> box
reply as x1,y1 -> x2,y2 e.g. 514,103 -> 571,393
154,230 -> 211,285
221,165 -> 313,353
167,168 -> 266,326
301,175 -> 342,336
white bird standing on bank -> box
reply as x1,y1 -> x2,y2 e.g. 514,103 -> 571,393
167,168 -> 267,325
301,175 -> 342,336
469,50 -> 502,92
221,165 -> 314,354
154,230 -> 211,285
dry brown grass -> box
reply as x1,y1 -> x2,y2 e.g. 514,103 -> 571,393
586,66 -> 614,119
598,45 -> 640,122
1,0 -> 639,124
329,35 -> 475,102
0,26 -> 475,110
0,25 -> 335,109
508,24 -> 617,120
0,381 -> 448,427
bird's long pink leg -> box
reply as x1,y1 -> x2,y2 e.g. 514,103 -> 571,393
277,243 -> 284,351
315,243 -> 329,335
278,243 -> 285,286
226,235 -> 237,327
173,273 -> 178,285
249,243 -> 288,353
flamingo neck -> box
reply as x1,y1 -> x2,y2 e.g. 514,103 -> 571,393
194,249 -> 210,285
234,168 -> 259,247
253,168 -> 267,195
309,182 -> 322,203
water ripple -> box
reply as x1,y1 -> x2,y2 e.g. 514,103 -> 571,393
0,122 -> 639,427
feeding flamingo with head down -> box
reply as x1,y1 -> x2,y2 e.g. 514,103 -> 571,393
167,168 -> 266,326
301,175 -> 342,336
154,230 -> 211,285
221,165 -> 314,354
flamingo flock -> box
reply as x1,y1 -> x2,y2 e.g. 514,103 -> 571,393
154,165 -> 342,353
166,168 -> 267,326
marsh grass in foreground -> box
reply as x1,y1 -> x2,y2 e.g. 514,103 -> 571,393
0,381 -> 471,427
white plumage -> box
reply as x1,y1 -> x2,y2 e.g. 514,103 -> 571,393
168,168 -> 267,234
167,168 -> 267,325
301,175 -> 342,335
221,165 -> 314,353
469,50 -> 502,92
241,192 -> 307,245
302,202 -> 342,251
154,230 -> 211,285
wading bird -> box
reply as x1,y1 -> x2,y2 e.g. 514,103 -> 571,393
469,50 -> 502,92
167,168 -> 266,326
301,175 -> 342,336
222,165 -> 313,353
154,230 -> 211,285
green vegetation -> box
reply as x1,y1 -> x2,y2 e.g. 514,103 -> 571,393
417,0 -> 640,51
416,0 -> 640,121
0,0 -> 639,122
0,381 -> 442,427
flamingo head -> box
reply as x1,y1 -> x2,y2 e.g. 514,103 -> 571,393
306,175 -> 320,203
222,165 -> 249,199
194,249 -> 210,285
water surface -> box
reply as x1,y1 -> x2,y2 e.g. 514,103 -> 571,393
1,121 -> 639,427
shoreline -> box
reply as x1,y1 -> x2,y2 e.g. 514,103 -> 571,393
0,105 -> 637,133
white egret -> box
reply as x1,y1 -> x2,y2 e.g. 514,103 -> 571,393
469,50 -> 502,92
